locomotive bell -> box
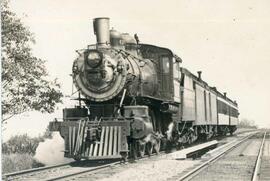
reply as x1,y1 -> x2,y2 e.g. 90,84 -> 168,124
93,17 -> 110,48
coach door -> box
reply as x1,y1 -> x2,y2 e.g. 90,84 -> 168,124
159,55 -> 172,99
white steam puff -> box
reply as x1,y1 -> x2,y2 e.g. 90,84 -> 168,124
143,134 -> 152,142
166,122 -> 174,141
34,132 -> 72,165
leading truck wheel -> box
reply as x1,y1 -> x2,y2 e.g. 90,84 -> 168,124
120,151 -> 128,162
74,155 -> 81,161
131,140 -> 138,159
146,142 -> 153,156
138,142 -> 146,157
153,140 -> 161,154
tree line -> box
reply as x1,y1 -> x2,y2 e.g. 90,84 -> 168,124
238,118 -> 258,129
2,128 -> 52,155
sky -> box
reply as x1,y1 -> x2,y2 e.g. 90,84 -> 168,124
3,0 -> 270,141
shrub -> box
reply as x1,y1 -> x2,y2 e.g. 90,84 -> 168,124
2,134 -> 43,155
2,129 -> 52,174
2,153 -> 44,174
1,131 -> 54,155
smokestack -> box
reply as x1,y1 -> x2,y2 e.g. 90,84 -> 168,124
197,71 -> 202,80
224,92 -> 227,97
93,17 -> 110,47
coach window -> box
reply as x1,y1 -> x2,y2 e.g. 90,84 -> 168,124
231,107 -> 238,117
222,102 -> 225,114
162,56 -> 170,73
233,108 -> 237,117
224,103 -> 228,115
204,91 -> 207,120
209,92 -> 212,121
217,100 -> 222,113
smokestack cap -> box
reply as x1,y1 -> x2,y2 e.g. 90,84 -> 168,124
94,17 -> 109,20
197,71 -> 202,80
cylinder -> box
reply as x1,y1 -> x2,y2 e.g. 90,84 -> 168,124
93,17 -> 110,47
124,106 -> 153,139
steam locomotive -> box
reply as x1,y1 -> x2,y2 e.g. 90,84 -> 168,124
49,17 -> 239,161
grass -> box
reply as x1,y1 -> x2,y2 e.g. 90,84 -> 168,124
2,153 -> 44,174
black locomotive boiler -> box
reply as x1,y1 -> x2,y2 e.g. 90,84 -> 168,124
49,17 -> 239,160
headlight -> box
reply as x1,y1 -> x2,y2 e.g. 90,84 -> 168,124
85,50 -> 102,68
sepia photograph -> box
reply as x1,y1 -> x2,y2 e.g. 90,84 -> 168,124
1,0 -> 270,180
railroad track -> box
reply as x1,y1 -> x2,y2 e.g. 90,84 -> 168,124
252,132 -> 270,181
48,151 -> 171,181
3,130 -> 258,181
177,131 -> 268,181
3,141 -> 216,181
3,150 -> 168,181
3,162 -> 72,181
2,159 -> 118,181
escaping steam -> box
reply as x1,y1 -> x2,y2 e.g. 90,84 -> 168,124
34,132 -> 72,165
143,134 -> 152,143
166,122 -> 174,141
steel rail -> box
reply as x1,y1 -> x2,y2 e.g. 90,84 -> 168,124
3,162 -> 72,180
44,162 -> 120,181
251,131 -> 267,181
44,151 -> 167,181
177,132 -> 258,181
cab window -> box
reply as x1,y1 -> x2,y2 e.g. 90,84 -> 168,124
162,57 -> 170,73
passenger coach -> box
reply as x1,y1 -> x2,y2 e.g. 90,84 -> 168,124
178,68 -> 239,142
